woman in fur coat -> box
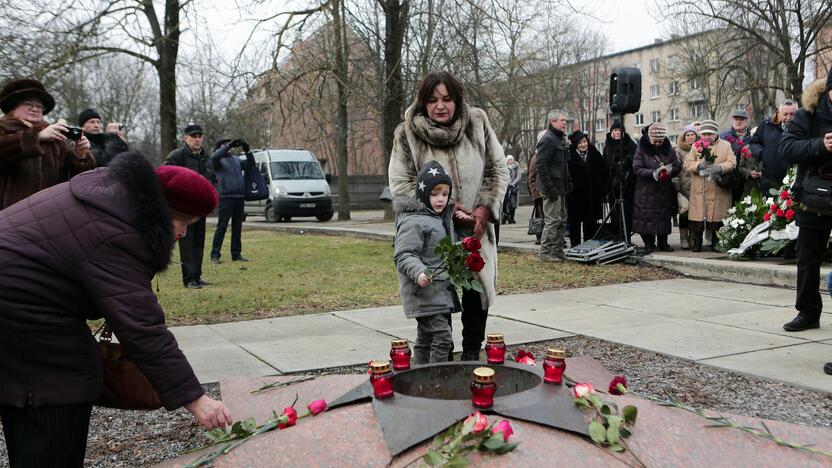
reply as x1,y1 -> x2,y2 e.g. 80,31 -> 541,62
389,71 -> 509,361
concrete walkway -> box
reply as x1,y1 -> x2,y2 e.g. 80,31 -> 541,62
172,278 -> 832,394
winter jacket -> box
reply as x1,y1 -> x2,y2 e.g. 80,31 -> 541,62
749,118 -> 789,196
393,197 -> 458,319
536,125 -> 572,198
673,133 -> 693,200
527,153 -> 541,201
87,132 -> 129,167
567,143 -> 608,224
0,154 -> 203,410
165,144 -> 215,184
505,162 -> 522,209
602,132 -> 637,198
211,144 -> 256,199
780,78 -> 832,230
720,128 -> 753,198
683,138 -> 736,223
389,103 -> 508,309
632,135 -> 681,235
0,115 -> 96,209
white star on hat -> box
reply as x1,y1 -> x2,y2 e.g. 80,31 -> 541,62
428,167 -> 440,176
418,181 -> 426,191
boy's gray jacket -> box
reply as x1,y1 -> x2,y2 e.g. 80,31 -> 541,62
393,196 -> 458,319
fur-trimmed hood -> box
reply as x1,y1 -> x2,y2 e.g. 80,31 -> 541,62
71,152 -> 174,272
802,77 -> 829,113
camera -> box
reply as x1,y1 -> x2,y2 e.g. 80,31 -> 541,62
62,126 -> 83,141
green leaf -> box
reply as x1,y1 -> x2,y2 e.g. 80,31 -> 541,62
482,434 -> 506,451
606,422 -> 621,445
589,420 -> 607,444
460,417 -> 475,436
447,456 -> 470,468
622,405 -> 638,425
573,397 -> 591,408
205,428 -> 230,443
601,404 -> 612,416
496,442 -> 520,454
620,426 -> 632,439
588,394 -> 604,409
423,450 -> 443,466
610,443 -> 626,453
470,280 -> 484,294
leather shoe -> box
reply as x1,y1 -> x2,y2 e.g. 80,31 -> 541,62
658,243 -> 674,252
824,362 -> 832,376
197,279 -> 211,286
185,281 -> 202,289
460,351 -> 480,361
232,256 -> 249,262
211,256 -> 221,264
782,315 -> 820,332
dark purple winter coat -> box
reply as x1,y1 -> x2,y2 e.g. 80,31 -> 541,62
0,154 -> 204,410
632,134 -> 681,235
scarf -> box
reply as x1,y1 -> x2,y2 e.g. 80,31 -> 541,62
408,104 -> 470,148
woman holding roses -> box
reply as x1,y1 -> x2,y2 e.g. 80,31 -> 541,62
389,71 -> 509,361
683,119 -> 736,252
632,122 -> 681,253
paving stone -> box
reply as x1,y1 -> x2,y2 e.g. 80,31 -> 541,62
171,325 -> 278,383
697,308 -> 832,342
700,342 -> 832,393
493,304 -> 675,335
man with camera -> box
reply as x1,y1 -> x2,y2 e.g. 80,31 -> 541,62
78,108 -> 129,167
165,124 -> 214,289
209,137 -> 256,264
0,78 -> 94,210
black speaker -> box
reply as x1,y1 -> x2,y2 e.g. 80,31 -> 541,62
609,67 -> 642,114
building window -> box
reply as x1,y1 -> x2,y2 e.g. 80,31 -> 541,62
668,81 -> 679,96
668,108 -> 680,122
635,113 -> 644,126
690,102 -> 705,119
581,119 -> 589,132
651,110 -> 662,122
650,84 -> 660,99
650,58 -> 661,73
595,119 -> 605,131
690,77 -> 701,90
667,55 -> 678,71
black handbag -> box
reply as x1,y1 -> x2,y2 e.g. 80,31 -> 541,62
528,204 -> 544,235
799,166 -> 832,214
244,167 -> 269,201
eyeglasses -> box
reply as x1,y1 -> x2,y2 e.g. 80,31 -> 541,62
20,101 -> 45,111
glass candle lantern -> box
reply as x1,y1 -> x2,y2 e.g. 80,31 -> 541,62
485,334 -> 506,364
470,367 -> 496,409
369,360 -> 395,399
389,339 -> 411,370
543,348 -> 566,385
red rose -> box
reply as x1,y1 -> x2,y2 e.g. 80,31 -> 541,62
514,349 -> 537,366
307,399 -> 327,416
461,236 -> 481,252
780,190 -> 790,200
573,383 -> 594,398
491,420 -> 514,442
786,199 -> 793,207
277,407 -> 298,429
608,376 -> 628,395
763,212 -> 771,221
786,209 -> 795,220
465,253 -> 485,272
776,209 -> 785,217
769,204 -> 777,212
465,411 -> 489,433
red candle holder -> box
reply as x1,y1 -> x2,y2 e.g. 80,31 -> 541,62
471,367 -> 496,409
485,334 -> 506,364
543,348 -> 566,385
369,360 -> 395,399
390,339 -> 411,370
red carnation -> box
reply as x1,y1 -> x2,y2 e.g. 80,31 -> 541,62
776,209 -> 785,217
608,376 -> 628,395
780,190 -> 790,200
763,212 -> 771,221
786,209 -> 795,220
465,253 -> 485,272
461,236 -> 481,252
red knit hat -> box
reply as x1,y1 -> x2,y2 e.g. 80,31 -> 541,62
155,166 -> 218,218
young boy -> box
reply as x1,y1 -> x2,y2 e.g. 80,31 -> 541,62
393,160 -> 458,364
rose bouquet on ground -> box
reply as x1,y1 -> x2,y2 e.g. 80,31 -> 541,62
428,236 -> 484,293
419,411 -> 518,466
758,167 -> 799,256
716,188 -> 767,255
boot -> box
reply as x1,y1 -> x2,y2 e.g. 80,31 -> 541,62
679,228 -> 690,250
710,231 -> 720,252
460,350 -> 481,361
691,231 -> 703,252
657,235 -> 673,252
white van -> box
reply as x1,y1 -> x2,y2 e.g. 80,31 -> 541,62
244,149 -> 334,222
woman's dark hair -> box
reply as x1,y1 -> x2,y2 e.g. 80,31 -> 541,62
414,71 -> 464,123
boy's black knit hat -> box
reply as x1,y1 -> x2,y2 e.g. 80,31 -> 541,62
416,160 -> 453,208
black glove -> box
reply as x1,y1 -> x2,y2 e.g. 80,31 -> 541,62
228,139 -> 242,148
241,140 -> 250,153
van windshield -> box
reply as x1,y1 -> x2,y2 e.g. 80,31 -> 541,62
269,161 -> 325,180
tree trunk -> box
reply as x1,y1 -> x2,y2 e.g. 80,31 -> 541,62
381,0 -> 409,221
332,0 -> 351,220
158,0 -> 180,160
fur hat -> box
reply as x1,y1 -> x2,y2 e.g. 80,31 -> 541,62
155,166 -> 218,218
416,160 -> 453,210
0,78 -> 55,114
647,122 -> 667,139
700,119 -> 719,135
78,108 -> 101,126
825,70 -> 832,93
610,119 -> 623,131
568,130 -> 588,146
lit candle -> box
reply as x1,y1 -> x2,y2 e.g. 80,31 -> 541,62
485,333 -> 506,364
471,367 -> 496,409
389,339 -> 411,370
543,348 -> 566,385
369,360 -> 395,399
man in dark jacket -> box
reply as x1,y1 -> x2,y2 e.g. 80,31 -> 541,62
720,110 -> 753,202
78,107 -> 129,167
536,109 -> 572,261
0,153 -> 231,467
748,99 -> 798,195
779,74 -> 832,374
165,124 -> 214,288
602,120 -> 638,242
210,137 -> 256,264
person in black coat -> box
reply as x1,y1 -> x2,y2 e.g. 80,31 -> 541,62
535,110 -> 573,261
779,75 -> 832,356
209,137 -> 256,263
602,120 -> 638,242
78,108 -> 129,167
0,153 -> 231,467
165,124 -> 215,289
566,130 -> 608,246
632,123 -> 681,253
748,99 -> 798,195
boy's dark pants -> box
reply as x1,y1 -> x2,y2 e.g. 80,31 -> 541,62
414,313 -> 453,364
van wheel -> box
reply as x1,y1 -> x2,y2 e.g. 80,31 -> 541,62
316,211 -> 334,222
281,216 -> 292,222
265,204 -> 278,223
